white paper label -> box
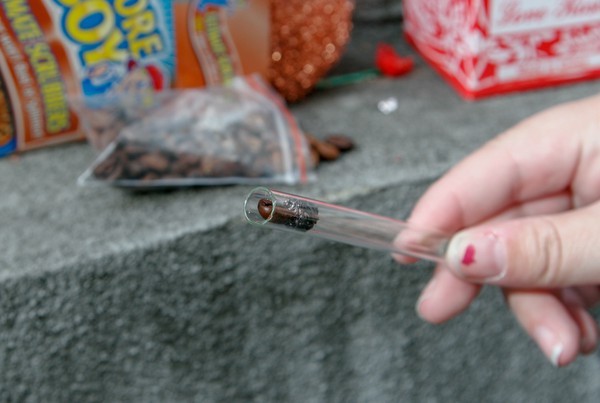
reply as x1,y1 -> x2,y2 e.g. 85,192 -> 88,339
490,0 -> 600,34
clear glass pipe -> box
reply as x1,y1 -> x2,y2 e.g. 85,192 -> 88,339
244,187 -> 452,263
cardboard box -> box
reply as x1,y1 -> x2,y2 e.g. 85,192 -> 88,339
404,0 -> 600,99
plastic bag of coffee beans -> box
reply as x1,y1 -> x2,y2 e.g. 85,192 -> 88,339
76,75 -> 314,187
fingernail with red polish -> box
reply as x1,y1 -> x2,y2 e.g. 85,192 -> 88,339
446,230 -> 507,282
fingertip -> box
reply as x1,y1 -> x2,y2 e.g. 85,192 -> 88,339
579,318 -> 599,355
415,279 -> 444,324
560,288 -> 600,355
533,325 -> 579,367
444,229 -> 507,283
392,252 -> 418,265
415,267 -> 481,324
556,335 -> 581,367
508,290 -> 582,367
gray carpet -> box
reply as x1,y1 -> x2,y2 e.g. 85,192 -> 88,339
2,12 -> 600,402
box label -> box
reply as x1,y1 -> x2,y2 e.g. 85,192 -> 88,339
490,0 -> 600,34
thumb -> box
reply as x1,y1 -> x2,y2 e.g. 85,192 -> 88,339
444,204 -> 600,287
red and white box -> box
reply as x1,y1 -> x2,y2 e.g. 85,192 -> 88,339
403,0 -> 600,99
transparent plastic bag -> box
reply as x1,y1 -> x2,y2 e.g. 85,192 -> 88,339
76,76 -> 314,187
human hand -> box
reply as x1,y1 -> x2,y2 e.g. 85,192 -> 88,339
398,93 -> 600,366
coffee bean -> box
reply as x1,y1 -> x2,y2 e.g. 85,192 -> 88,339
324,134 -> 355,152
314,140 -> 340,161
138,152 -> 169,172
90,90 -> 311,185
258,199 -> 273,220
305,132 -> 320,149
142,172 -> 160,181
305,132 -> 340,161
310,146 -> 320,167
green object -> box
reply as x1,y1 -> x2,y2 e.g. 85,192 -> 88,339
316,68 -> 381,89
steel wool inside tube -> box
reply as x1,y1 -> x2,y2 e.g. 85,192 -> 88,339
244,187 -> 451,262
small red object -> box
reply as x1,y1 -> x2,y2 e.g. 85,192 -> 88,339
375,43 -> 414,77
462,244 -> 476,266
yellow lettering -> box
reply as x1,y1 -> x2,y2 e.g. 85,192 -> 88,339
3,0 -> 43,42
23,43 -> 70,133
122,10 -> 156,40
11,15 -> 43,41
47,111 -> 69,133
194,15 -> 204,31
66,0 -> 114,44
3,0 -> 28,18
204,12 -> 235,81
82,30 -> 128,64
28,47 -> 57,85
26,42 -> 51,66
218,56 -> 234,82
115,0 -> 148,17
206,13 -> 226,54
130,35 -> 162,59
42,82 -> 63,103
41,81 -> 69,132
122,10 -> 163,58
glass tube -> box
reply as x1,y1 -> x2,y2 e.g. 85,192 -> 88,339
244,187 -> 451,263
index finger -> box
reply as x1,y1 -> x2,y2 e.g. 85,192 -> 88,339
408,97 -> 590,233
